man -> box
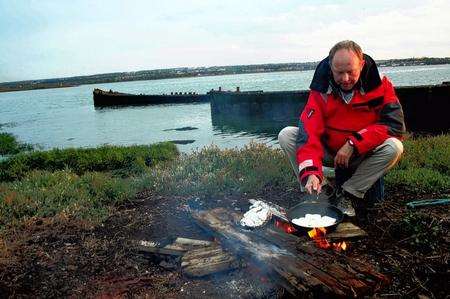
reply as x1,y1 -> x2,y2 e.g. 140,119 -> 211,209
278,40 -> 405,217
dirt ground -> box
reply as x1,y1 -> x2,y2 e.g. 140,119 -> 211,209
0,187 -> 448,298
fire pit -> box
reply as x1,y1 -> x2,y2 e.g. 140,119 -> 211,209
188,203 -> 389,297
136,198 -> 386,298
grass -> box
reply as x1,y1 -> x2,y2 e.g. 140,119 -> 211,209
0,140 -> 179,230
139,142 -> 297,198
0,132 -> 33,155
0,170 -> 139,228
139,134 -> 450,198
0,133 -> 449,231
385,134 -> 450,194
0,142 -> 179,181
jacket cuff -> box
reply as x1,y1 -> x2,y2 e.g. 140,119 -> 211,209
348,136 -> 360,155
299,170 -> 323,186
299,162 -> 323,186
351,127 -> 373,154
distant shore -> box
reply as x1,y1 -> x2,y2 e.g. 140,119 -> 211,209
0,83 -> 79,93
1,57 -> 449,93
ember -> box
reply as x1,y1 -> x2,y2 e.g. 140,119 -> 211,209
308,227 -> 347,251
274,219 -> 297,234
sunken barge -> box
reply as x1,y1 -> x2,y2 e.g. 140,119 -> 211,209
93,88 -> 209,106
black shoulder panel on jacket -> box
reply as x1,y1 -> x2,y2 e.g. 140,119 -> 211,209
309,54 -> 382,93
379,102 -> 406,137
296,120 -> 309,148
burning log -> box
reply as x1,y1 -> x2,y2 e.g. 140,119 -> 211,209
191,208 -> 389,298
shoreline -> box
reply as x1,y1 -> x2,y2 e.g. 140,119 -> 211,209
0,83 -> 79,93
1,60 -> 449,93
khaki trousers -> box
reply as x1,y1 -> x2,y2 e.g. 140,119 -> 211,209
278,126 -> 403,199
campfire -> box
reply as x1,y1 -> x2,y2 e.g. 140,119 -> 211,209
275,219 -> 348,251
137,201 -> 386,298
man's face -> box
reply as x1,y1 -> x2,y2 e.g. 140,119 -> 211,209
330,49 -> 365,91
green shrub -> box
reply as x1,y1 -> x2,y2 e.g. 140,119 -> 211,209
141,135 -> 450,198
140,142 -> 297,197
0,142 -> 178,181
395,134 -> 450,175
0,170 -> 139,229
386,167 -> 450,194
386,134 -> 450,194
0,133 -> 33,155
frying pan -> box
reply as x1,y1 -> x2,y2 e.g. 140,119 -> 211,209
286,196 -> 344,232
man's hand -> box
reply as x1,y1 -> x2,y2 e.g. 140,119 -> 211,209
334,141 -> 354,168
305,175 -> 321,194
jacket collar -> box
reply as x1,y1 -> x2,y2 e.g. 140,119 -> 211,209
309,53 -> 382,94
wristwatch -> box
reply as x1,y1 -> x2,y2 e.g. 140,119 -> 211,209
347,139 -> 355,147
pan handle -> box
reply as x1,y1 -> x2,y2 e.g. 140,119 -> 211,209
302,190 -> 320,204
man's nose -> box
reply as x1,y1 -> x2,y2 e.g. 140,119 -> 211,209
341,73 -> 349,82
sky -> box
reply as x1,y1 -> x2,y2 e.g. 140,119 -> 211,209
1,0 -> 449,82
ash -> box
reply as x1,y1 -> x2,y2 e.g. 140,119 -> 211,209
210,269 -> 283,298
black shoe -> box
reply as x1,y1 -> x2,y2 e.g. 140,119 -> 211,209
334,192 -> 356,217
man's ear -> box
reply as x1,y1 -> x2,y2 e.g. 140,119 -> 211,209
360,59 -> 365,70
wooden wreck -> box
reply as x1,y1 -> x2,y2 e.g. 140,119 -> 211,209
93,88 -> 209,107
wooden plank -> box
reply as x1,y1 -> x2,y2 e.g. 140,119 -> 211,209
137,241 -> 187,256
262,226 -> 388,290
328,222 -> 367,240
174,237 -> 213,247
181,244 -> 241,277
136,238 -> 213,257
191,208 -> 389,297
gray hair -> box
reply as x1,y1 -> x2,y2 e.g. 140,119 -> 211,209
329,40 -> 363,64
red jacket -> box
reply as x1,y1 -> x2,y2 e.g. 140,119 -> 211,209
297,56 -> 405,184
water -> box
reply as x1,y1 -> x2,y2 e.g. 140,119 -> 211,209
1,64 -> 449,152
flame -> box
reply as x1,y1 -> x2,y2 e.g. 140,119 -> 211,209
308,227 -> 348,251
335,241 -> 347,251
275,220 -> 348,251
275,220 -> 297,234
308,227 -> 330,249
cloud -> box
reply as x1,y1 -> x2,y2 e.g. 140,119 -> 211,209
278,0 -> 450,59
0,0 -> 449,81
